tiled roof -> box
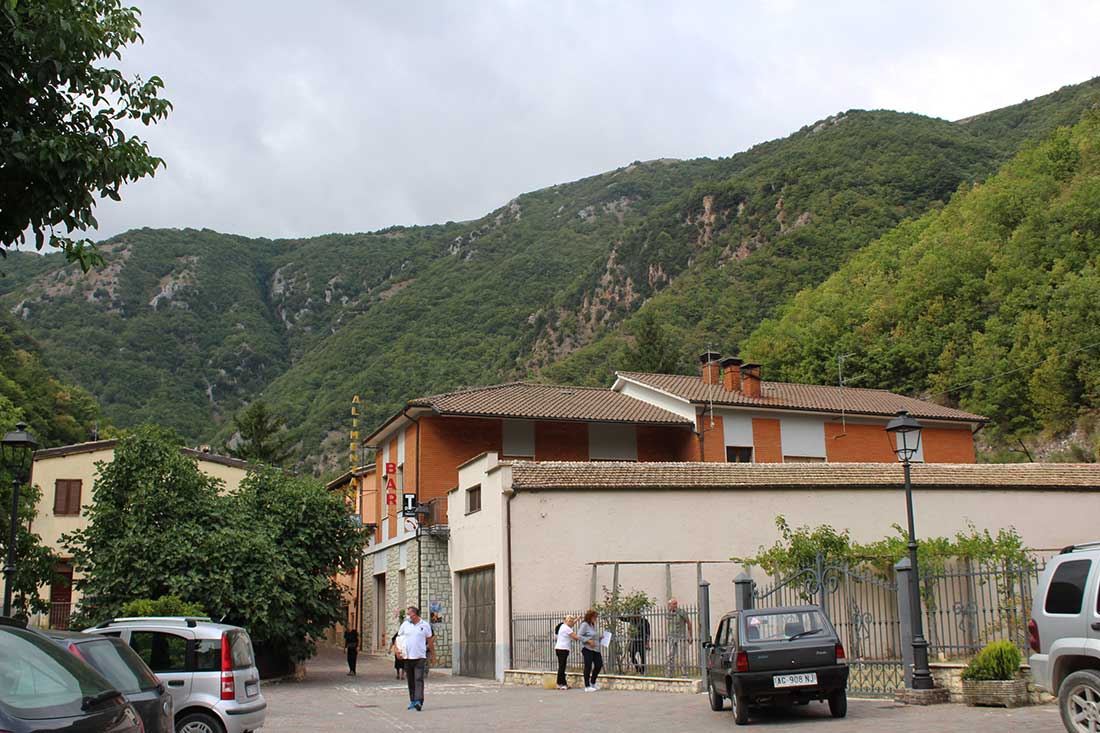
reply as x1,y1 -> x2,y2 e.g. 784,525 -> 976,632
617,372 -> 988,423
34,439 -> 251,470
408,381 -> 692,425
508,461 -> 1100,490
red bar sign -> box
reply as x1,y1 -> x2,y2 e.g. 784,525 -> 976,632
385,462 -> 397,475
386,493 -> 397,505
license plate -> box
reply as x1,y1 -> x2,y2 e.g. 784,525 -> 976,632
773,672 -> 818,688
246,682 -> 259,697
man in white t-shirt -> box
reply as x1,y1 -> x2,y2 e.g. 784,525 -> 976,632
398,605 -> 434,711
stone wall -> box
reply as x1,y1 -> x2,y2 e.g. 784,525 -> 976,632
504,669 -> 702,694
359,533 -> 453,668
928,663 -> 1055,705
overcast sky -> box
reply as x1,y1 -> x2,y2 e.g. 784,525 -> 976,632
89,0 -> 1100,241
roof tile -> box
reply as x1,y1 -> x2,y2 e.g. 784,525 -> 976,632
617,372 -> 987,423
409,381 -> 692,425
508,461 -> 1100,490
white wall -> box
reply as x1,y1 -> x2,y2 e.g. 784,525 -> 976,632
504,485 -> 1096,638
450,453 -> 511,680
616,379 -> 696,421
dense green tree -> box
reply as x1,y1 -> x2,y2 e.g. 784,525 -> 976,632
64,427 -> 367,661
618,309 -> 683,374
226,399 -> 294,466
0,0 -> 171,270
742,112 -> 1100,450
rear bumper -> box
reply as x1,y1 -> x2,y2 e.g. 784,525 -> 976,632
220,699 -> 267,733
732,665 -> 849,701
1029,654 -> 1052,693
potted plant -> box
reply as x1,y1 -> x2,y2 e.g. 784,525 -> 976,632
961,641 -> 1028,707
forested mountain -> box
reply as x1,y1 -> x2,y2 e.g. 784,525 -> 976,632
743,112 -> 1100,459
2,76 -> 1099,470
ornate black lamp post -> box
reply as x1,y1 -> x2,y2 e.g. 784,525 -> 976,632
2,421 -> 39,617
885,410 -> 934,690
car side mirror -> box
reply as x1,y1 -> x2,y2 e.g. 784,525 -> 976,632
702,641 -> 713,649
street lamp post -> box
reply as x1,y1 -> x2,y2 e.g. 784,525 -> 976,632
885,410 -> 934,690
2,421 -> 39,618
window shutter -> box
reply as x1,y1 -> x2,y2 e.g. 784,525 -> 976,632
68,480 -> 82,515
54,480 -> 66,514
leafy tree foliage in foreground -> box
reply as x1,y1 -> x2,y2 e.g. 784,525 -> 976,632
65,427 -> 368,661
0,0 -> 171,270
0,474 -> 57,617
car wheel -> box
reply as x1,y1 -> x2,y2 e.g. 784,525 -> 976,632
708,680 -> 725,711
177,712 -> 225,733
828,689 -> 847,718
731,692 -> 749,725
1060,669 -> 1100,733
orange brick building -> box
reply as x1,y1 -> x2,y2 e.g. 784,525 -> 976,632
356,353 -> 985,653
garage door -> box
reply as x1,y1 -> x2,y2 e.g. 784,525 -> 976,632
458,566 -> 495,678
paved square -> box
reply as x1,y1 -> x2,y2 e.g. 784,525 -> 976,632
262,649 -> 1065,732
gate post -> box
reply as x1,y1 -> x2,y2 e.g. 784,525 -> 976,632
589,565 -> 597,608
895,557 -> 915,689
698,580 -> 711,680
734,573 -> 754,611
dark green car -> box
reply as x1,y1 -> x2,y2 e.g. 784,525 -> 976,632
704,606 -> 849,725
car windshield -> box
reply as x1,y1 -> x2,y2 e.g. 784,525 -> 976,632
76,638 -> 160,694
0,627 -> 116,720
743,610 -> 827,642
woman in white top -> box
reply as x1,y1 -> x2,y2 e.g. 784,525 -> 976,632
554,614 -> 580,690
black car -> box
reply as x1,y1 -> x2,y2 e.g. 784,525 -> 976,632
0,617 -> 143,733
43,629 -> 173,733
704,605 -> 849,725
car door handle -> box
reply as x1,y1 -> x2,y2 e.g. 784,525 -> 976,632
167,680 -> 185,687
1091,622 -> 1100,631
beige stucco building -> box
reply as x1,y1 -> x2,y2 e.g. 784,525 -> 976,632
449,453 -> 1100,680
29,440 -> 250,628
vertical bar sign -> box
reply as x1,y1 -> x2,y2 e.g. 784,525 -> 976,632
385,462 -> 398,506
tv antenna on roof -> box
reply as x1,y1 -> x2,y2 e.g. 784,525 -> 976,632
837,353 -> 855,436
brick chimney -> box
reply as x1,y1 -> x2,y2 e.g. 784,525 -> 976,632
720,356 -> 743,392
740,362 -> 762,398
699,351 -> 721,385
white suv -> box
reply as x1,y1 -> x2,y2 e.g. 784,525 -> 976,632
1029,543 -> 1100,733
86,617 -> 266,733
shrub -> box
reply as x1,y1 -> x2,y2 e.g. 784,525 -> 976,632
961,641 -> 1023,681
121,595 -> 206,618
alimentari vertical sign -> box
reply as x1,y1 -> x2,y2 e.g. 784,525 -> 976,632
349,394 -> 361,468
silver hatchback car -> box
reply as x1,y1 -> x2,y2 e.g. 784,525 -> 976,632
85,617 -> 266,733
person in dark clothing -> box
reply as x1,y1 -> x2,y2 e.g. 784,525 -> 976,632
391,632 -> 404,679
344,618 -> 360,676
627,614 -> 651,675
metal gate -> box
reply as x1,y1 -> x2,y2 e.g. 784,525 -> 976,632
753,555 -> 902,696
458,566 -> 495,678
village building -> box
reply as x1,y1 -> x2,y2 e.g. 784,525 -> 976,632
322,462 -> 375,648
450,455 -> 1100,680
358,354 -> 987,664
28,439 -> 250,629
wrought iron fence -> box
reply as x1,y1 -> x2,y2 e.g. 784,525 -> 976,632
511,606 -> 701,678
921,557 -> 1046,660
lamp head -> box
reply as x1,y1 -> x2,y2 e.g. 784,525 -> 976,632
1,421 -> 39,475
885,410 -> 922,464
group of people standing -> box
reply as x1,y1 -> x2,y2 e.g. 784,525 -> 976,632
553,599 -> 695,689
554,609 -> 604,691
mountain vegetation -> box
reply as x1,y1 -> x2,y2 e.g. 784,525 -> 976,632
2,77 -> 1099,470
743,111 -> 1100,460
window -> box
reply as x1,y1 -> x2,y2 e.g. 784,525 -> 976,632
726,446 -> 752,463
193,637 -> 222,672
53,479 -> 82,516
713,618 -> 727,646
783,456 -> 826,463
129,631 -> 188,673
1045,559 -> 1092,615
466,485 -> 482,514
